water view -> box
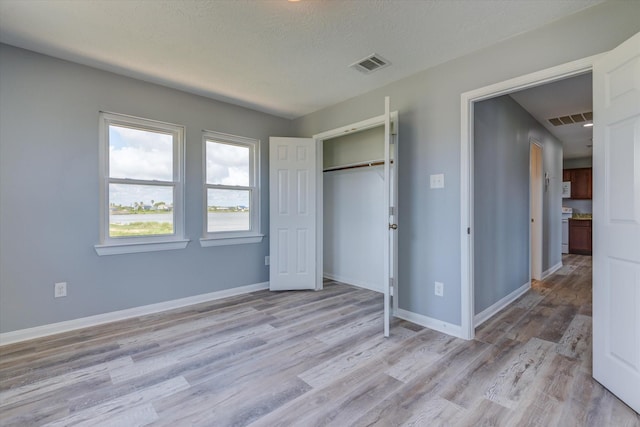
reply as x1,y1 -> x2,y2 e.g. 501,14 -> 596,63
109,212 -> 250,236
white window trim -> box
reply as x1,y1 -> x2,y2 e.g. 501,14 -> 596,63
95,112 -> 188,256
200,130 -> 263,247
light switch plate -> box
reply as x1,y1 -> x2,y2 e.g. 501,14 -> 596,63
430,174 -> 444,189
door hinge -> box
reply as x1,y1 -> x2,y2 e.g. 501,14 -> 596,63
467,227 -> 471,235
389,278 -> 394,295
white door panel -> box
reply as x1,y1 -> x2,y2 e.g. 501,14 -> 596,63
269,137 -> 316,291
383,97 -> 398,337
593,31 -> 640,413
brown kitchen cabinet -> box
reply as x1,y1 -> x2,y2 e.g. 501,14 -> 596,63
563,167 -> 592,199
569,219 -> 592,255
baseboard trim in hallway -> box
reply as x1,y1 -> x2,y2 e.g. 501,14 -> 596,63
473,281 -> 530,327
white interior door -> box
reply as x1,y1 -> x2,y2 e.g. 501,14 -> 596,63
383,97 -> 397,337
269,137 -> 317,291
592,31 -> 640,413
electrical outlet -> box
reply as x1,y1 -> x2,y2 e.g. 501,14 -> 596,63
430,173 -> 445,189
265,256 -> 270,266
434,281 -> 444,297
54,282 -> 67,298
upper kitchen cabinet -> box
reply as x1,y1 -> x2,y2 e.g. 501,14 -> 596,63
571,168 -> 592,199
563,167 -> 592,199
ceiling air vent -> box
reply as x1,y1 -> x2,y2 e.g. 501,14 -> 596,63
547,111 -> 592,126
350,54 -> 390,74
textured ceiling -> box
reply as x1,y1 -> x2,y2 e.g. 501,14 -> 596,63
0,0 -> 604,119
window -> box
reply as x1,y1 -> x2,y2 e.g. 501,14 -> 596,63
95,112 -> 187,255
201,131 -> 263,246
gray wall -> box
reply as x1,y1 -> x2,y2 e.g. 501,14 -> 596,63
474,95 -> 562,314
291,2 -> 640,326
0,45 -> 291,333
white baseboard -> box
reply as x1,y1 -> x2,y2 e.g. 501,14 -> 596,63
0,281 -> 269,346
541,262 -> 563,279
323,272 -> 382,293
474,281 -> 530,327
396,309 -> 463,339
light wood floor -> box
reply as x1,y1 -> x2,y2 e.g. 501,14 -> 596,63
1,255 -> 638,426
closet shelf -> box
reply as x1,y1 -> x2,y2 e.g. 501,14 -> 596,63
323,159 -> 393,172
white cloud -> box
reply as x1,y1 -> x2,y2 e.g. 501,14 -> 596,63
206,141 -> 249,186
109,126 -> 173,181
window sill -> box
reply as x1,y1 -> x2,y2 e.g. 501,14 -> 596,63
200,234 -> 264,247
94,239 -> 190,256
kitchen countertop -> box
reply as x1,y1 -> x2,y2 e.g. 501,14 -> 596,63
571,214 -> 592,220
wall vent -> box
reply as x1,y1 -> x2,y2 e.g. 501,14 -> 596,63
547,111 -> 592,126
350,54 -> 390,74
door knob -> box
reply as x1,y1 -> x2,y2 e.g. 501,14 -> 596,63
389,223 -> 398,230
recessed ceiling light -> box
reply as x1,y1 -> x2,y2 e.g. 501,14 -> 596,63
583,123 -> 593,127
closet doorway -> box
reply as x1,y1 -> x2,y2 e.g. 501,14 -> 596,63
269,99 -> 398,336
313,105 -> 398,336
322,126 -> 387,292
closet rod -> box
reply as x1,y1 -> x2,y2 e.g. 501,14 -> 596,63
323,159 -> 393,173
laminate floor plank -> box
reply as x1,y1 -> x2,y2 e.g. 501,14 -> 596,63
400,397 -> 467,427
457,398 -> 512,427
2,256 -> 639,426
349,340 -> 493,427
43,376 -> 189,427
67,338 -> 267,414
0,356 -> 133,407
474,306 -> 529,345
556,313 -> 592,371
446,334 -> 561,411
298,328 -> 412,388
0,342 -> 158,391
247,371 -> 403,427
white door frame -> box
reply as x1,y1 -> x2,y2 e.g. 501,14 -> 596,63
530,140 -> 543,281
460,53 -> 603,340
313,112 -> 399,306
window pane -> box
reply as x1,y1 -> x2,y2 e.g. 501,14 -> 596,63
109,125 -> 173,181
206,141 -> 249,186
207,189 -> 250,232
109,184 -> 174,237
